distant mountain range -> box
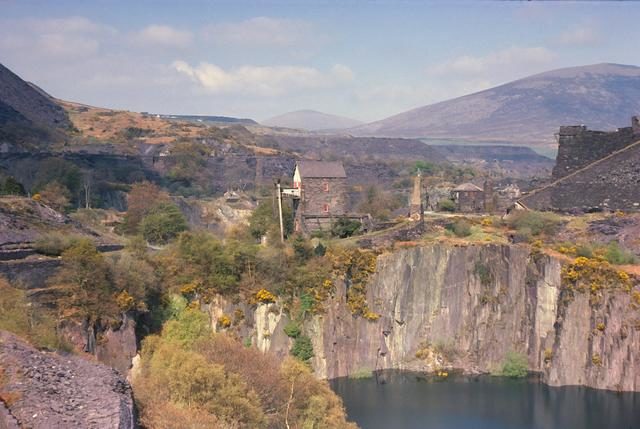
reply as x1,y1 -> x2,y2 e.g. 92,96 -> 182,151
350,63 -> 640,145
263,110 -> 363,131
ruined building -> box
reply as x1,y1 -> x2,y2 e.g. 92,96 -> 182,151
452,183 -> 485,213
519,116 -> 640,212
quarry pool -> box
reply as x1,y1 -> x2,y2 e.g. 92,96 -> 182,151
330,371 -> 640,429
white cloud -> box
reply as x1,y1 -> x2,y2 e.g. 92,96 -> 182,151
428,46 -> 556,76
172,61 -> 354,96
202,17 -> 313,46
132,25 -> 193,48
557,26 -> 600,46
0,16 -> 115,60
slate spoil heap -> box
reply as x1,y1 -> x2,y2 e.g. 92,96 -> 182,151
0,331 -> 136,429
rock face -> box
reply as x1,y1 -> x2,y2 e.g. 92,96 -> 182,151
231,244 -> 640,391
0,331 -> 136,428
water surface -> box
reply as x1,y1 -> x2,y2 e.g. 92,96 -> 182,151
330,371 -> 640,429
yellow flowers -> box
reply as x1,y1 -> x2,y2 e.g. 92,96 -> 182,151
115,290 -> 135,311
217,315 -> 231,329
363,311 -> 380,321
255,288 -> 276,304
561,255 -> 635,308
179,280 -> 199,296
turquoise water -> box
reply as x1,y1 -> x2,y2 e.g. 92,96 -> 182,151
330,371 -> 640,429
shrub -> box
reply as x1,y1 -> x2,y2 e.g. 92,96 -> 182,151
500,351 -> 528,378
603,241 -> 637,265
0,176 -> 26,196
140,202 -> 188,244
255,288 -> 276,304
438,199 -> 456,212
447,219 -> 472,237
33,232 -> 83,256
506,211 -> 563,236
284,321 -> 301,338
576,244 -> 594,258
331,217 -> 362,239
291,335 -> 314,362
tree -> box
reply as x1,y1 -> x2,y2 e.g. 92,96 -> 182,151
249,198 -> 293,240
123,181 -> 170,234
358,185 -> 402,221
140,202 -> 188,244
38,181 -> 71,212
0,176 -> 25,195
331,217 -> 362,238
50,239 -> 115,321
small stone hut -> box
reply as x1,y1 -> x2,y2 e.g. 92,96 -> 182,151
452,183 -> 484,213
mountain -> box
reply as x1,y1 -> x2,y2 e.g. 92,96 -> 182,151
263,109 -> 363,131
0,63 -> 71,150
351,63 -> 640,145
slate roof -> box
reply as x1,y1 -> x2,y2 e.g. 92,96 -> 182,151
452,183 -> 483,192
296,161 -> 346,178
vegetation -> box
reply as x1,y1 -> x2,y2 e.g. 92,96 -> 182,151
140,202 -> 188,244
0,278 -> 65,350
438,199 -> 456,212
447,219 -> 472,237
0,176 -> 26,196
331,217 -> 362,238
505,210 -> 563,238
134,305 -> 355,428
248,197 -> 293,240
499,351 -> 528,378
33,232 -> 84,256
122,181 -> 171,234
358,185 -> 402,221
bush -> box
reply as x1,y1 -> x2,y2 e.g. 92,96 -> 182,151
0,176 -> 26,196
284,321 -> 301,338
33,232 -> 83,256
0,278 -> 65,350
291,335 -> 314,362
506,211 -> 563,236
604,241 -> 637,265
500,351 -> 528,378
446,219 -> 472,237
140,202 -> 188,244
331,217 -> 362,238
438,199 -> 456,212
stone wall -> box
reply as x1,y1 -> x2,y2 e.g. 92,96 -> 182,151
521,140 -> 640,212
301,177 -> 347,216
553,119 -> 639,180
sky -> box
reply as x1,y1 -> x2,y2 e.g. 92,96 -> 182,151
1,0 -> 639,123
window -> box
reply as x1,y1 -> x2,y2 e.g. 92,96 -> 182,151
323,182 -> 329,192
323,203 -> 330,213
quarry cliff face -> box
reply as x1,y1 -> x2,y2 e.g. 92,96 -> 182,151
237,244 -> 640,392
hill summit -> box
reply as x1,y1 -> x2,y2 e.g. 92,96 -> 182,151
351,63 -> 640,145
263,109 -> 363,131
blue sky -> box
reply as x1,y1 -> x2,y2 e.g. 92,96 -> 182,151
1,0 -> 638,122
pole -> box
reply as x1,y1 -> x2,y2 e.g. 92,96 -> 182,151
277,181 -> 285,243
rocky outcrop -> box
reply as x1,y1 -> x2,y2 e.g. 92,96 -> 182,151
0,331 -> 136,428
224,243 -> 640,391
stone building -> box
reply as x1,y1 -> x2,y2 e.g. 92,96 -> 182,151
520,116 -> 640,212
452,183 -> 485,212
284,160 -> 367,233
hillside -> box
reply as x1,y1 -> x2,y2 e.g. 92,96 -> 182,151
0,63 -> 71,149
263,109 -> 363,131
351,63 -> 640,145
